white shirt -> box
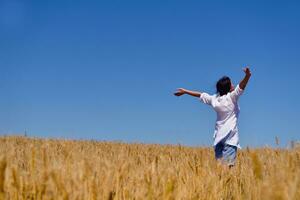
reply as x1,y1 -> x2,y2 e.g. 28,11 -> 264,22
199,85 -> 244,148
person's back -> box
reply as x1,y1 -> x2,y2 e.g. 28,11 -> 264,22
174,67 -> 251,167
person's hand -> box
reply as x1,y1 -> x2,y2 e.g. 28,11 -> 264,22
243,67 -> 251,76
174,88 -> 186,96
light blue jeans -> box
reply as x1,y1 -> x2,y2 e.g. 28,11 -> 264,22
214,142 -> 237,166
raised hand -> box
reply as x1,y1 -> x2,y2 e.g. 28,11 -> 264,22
239,67 -> 252,90
174,88 -> 186,96
243,67 -> 251,76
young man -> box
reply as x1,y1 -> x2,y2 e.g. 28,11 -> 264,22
174,67 -> 251,166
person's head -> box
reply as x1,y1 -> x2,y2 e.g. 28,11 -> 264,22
216,76 -> 234,96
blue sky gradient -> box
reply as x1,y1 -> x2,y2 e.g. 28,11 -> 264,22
1,0 -> 300,147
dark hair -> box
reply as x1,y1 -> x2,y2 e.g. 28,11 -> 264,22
216,76 -> 231,96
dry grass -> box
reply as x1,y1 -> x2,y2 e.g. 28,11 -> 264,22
0,136 -> 299,200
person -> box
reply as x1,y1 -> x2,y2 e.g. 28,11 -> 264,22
174,67 -> 252,166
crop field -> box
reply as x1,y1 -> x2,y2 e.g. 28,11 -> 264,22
0,136 -> 299,200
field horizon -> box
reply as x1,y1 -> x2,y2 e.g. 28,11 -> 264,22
0,135 -> 299,199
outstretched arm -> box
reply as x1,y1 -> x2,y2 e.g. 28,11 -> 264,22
239,67 -> 252,90
174,88 -> 201,97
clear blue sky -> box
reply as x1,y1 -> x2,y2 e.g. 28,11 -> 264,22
1,0 -> 299,147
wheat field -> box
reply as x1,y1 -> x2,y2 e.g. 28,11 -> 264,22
0,136 -> 299,200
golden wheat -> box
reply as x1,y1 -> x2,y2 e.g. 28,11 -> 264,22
0,136 -> 299,200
